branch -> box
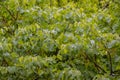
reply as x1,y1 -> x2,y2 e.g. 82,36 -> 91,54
101,40 -> 113,75
108,50 -> 113,75
3,5 -> 16,21
84,52 -> 106,73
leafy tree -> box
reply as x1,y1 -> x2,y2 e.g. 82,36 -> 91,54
0,0 -> 120,79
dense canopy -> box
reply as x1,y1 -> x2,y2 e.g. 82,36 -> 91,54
0,0 -> 120,80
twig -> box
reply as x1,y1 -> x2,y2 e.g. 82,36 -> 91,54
108,50 -> 113,75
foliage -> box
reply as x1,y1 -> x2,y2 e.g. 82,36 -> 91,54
0,0 -> 120,79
